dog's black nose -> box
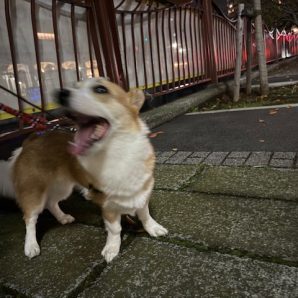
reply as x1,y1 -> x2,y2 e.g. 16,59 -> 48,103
56,89 -> 71,106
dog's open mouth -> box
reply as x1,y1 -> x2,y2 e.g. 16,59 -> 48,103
66,111 -> 110,155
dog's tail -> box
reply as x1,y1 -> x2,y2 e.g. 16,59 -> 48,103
0,160 -> 15,199
0,147 -> 22,199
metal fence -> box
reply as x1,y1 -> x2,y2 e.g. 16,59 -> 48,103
117,4 -> 210,96
0,0 -> 298,139
0,0 -> 102,137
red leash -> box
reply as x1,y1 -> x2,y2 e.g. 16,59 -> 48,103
0,103 -> 48,130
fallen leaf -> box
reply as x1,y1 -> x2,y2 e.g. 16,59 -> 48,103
269,109 -> 278,115
148,131 -> 164,138
125,215 -> 137,225
124,215 -> 145,233
257,95 -> 268,101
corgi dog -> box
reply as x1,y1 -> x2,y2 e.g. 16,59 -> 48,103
1,78 -> 167,262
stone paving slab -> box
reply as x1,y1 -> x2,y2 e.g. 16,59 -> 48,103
273,152 -> 296,159
203,152 -> 229,165
228,151 -> 251,159
79,238 -> 298,298
223,158 -> 246,166
245,152 -> 272,166
156,151 -> 297,169
156,151 -> 177,163
270,158 -> 294,168
190,151 -> 211,158
164,151 -> 192,164
186,166 -> 298,201
149,191 -> 298,261
182,157 -> 205,165
0,211 -> 106,298
154,164 -> 201,190
1,162 -> 298,297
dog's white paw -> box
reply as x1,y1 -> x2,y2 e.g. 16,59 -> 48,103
101,243 -> 120,263
24,241 -> 40,259
144,219 -> 168,237
59,214 -> 75,225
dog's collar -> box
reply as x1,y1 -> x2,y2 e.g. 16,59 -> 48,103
88,184 -> 103,194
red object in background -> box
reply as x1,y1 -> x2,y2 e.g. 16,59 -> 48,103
0,103 -> 47,130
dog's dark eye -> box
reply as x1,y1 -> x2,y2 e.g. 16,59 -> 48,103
93,85 -> 108,94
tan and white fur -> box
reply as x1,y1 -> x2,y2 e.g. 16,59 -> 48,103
1,78 -> 167,262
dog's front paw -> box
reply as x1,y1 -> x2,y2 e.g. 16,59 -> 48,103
58,214 -> 75,225
24,241 -> 40,259
101,242 -> 120,263
144,219 -> 168,237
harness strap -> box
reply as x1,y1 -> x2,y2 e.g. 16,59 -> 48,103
0,103 -> 48,130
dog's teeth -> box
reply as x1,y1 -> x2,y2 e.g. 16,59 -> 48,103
92,127 -> 104,139
91,132 -> 98,139
68,141 -> 78,147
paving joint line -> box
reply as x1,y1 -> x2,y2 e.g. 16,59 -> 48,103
293,153 -> 298,169
143,235 -> 298,268
66,233 -> 137,298
153,188 -> 298,204
66,261 -> 107,298
0,284 -> 30,298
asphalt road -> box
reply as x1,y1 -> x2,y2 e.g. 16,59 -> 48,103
151,106 -> 298,152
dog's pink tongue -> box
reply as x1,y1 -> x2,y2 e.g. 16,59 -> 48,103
69,126 -> 94,155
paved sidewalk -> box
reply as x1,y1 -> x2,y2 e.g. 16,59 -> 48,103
1,56 -> 298,297
0,163 -> 297,297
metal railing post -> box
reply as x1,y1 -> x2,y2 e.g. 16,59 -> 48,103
201,0 -> 217,83
92,0 -> 127,89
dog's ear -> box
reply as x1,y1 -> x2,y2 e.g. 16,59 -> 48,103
127,89 -> 145,112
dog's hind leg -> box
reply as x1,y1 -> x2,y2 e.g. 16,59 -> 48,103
46,183 -> 75,224
24,211 -> 42,258
47,202 -> 75,224
21,192 -> 47,259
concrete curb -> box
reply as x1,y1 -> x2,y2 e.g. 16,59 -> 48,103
251,80 -> 298,89
186,103 -> 298,115
141,58 -> 295,129
141,83 -> 227,129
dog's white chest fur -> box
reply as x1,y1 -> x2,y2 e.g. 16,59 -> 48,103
103,178 -> 154,215
79,130 -> 153,210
